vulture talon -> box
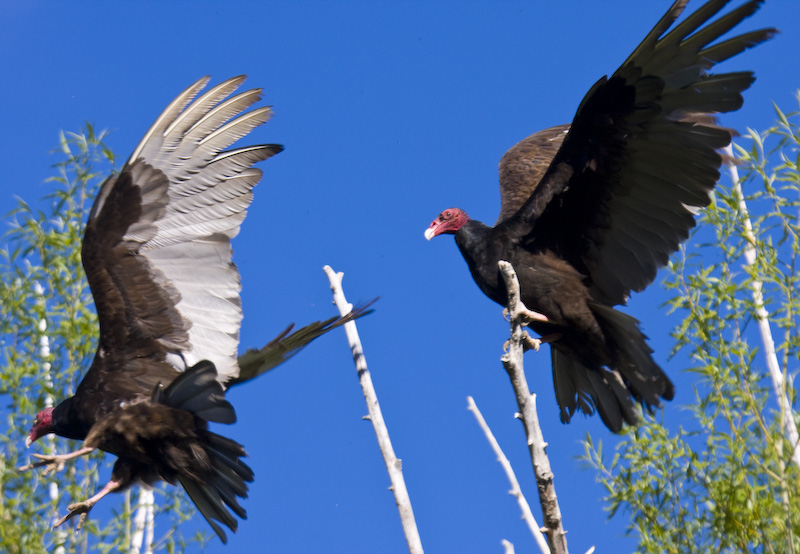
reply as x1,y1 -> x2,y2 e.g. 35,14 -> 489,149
521,333 -> 542,352
54,501 -> 94,529
19,446 -> 95,475
18,453 -> 66,475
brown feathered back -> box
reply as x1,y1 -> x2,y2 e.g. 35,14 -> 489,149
496,124 -> 569,225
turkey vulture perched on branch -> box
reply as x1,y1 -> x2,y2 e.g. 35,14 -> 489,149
21,75 -> 371,543
425,0 -> 776,431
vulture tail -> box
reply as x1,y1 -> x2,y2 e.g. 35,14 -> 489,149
551,303 -> 674,432
589,302 -> 675,406
230,300 -> 377,387
551,347 -> 640,433
161,361 -> 254,544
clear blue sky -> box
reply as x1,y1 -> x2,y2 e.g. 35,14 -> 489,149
2,1 -> 798,553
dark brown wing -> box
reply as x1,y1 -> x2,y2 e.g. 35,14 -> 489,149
497,0 -> 776,306
77,76 -> 282,404
88,162 -> 193,348
495,124 -> 569,225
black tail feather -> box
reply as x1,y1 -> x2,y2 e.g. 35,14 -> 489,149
591,302 -> 675,406
207,471 -> 248,519
161,361 -> 237,424
553,347 -> 640,432
231,300 -> 377,387
206,432 -> 254,481
157,361 -> 253,543
179,476 -> 235,544
179,431 -> 254,542
552,303 -> 673,432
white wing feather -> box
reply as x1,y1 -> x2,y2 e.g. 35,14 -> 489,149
122,76 -> 279,383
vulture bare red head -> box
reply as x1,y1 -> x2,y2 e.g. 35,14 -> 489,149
424,208 -> 470,240
25,407 -> 54,448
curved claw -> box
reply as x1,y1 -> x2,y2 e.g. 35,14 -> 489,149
54,501 -> 94,529
17,453 -> 66,475
18,446 -> 95,475
34,453 -> 66,476
521,332 -> 542,352
53,477 -> 120,530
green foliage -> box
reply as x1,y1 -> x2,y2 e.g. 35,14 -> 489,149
584,95 -> 800,553
0,126 -> 197,552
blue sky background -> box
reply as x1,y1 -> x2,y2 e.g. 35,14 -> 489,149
2,1 -> 799,553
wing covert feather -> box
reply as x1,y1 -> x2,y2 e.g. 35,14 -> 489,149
496,124 -> 569,225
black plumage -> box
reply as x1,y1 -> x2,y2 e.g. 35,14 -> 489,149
425,0 -> 776,431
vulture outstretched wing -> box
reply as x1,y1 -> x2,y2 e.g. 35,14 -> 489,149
80,75 -> 282,398
499,0 -> 776,306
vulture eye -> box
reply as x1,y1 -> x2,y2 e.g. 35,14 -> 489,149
33,418 -> 39,426
443,210 -> 453,219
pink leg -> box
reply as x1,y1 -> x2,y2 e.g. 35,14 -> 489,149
18,446 -> 96,475
503,307 -> 549,323
521,307 -> 549,323
54,479 -> 122,529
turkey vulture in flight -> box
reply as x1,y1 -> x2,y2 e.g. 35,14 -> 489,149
21,75 -> 370,542
425,0 -> 776,431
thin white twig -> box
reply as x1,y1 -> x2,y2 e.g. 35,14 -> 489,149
131,491 -> 145,554
502,539 -> 516,554
130,488 -> 154,554
498,261 -> 569,554
467,396 -> 550,554
144,489 -> 154,554
724,144 -> 800,467
323,265 -> 424,554
33,282 -> 66,554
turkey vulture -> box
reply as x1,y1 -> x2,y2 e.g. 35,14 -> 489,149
21,75 -> 371,542
425,0 -> 776,431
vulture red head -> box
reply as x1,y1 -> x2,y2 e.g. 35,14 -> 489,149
424,208 -> 470,240
25,407 -> 54,448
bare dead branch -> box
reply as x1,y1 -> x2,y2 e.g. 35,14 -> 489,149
498,260 -> 568,554
467,396 -> 550,554
323,265 -> 424,554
